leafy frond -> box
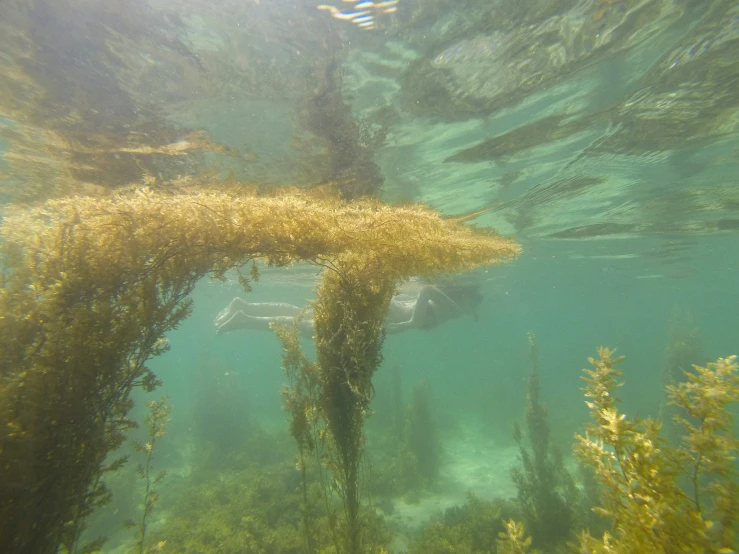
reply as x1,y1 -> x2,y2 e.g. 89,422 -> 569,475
576,349 -> 739,552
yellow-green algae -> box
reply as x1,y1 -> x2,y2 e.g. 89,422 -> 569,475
0,187 -> 520,553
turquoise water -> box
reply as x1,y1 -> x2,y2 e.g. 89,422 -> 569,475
1,0 -> 739,552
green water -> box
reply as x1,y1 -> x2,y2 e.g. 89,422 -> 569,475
1,0 -> 738,552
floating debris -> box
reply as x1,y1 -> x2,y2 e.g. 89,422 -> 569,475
316,0 -> 398,31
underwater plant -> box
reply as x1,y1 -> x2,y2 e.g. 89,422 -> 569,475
409,493 -> 517,554
367,377 -> 442,501
405,379 -> 442,487
0,187 -> 520,554
147,398 -> 370,554
389,364 -> 404,442
273,315 -> 327,553
275,216 -> 518,551
576,347 -> 739,552
366,362 -> 405,443
151,453 -> 329,553
124,396 -> 171,554
511,332 -> 577,550
497,519 -> 538,554
275,258 -> 404,553
278,235 -> 518,550
660,307 -> 704,442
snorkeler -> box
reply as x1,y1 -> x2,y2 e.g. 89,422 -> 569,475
214,281 -> 482,337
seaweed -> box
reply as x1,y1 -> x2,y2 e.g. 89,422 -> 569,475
0,187 -> 521,553
124,396 -> 172,554
363,376 -> 444,503
405,380 -> 442,488
575,348 -> 739,552
660,308 -> 704,443
409,493 -> 520,554
510,332 -> 578,550
497,520 -> 538,554
151,455 -> 323,553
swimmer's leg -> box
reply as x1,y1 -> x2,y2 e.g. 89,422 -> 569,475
217,312 -> 290,335
215,298 -> 303,326
216,311 -> 316,336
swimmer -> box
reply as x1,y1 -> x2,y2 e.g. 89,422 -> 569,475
214,281 -> 482,337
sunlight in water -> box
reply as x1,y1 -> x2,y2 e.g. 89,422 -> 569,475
1,0 -> 738,552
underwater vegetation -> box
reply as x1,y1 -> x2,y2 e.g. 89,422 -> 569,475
0,187 -> 519,553
510,333 -> 580,550
575,348 -> 739,552
660,308 -> 704,442
164,469 -> 310,553
408,343 -> 739,554
125,396 -> 172,554
2,182 -> 734,554
368,376 -> 444,502
142,411 -> 365,554
355,368 -> 444,504
149,436 -> 396,554
497,519 -> 538,554
404,380 -> 442,489
270,202 -> 518,551
408,493 -> 521,554
274,275 -> 398,554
